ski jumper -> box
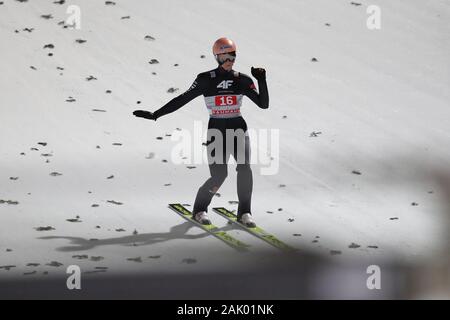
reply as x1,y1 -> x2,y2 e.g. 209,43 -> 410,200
153,66 -> 269,217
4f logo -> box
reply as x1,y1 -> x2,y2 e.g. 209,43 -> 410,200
217,80 -> 233,89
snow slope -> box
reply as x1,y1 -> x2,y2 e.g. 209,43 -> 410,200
0,0 -> 449,298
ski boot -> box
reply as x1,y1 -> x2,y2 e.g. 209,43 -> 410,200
238,213 -> 256,228
193,211 -> 212,225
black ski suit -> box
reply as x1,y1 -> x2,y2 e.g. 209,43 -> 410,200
153,66 -> 269,217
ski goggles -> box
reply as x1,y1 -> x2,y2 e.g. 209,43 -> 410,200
215,51 -> 236,64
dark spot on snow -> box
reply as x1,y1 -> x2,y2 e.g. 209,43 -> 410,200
0,266 -> 16,271
325,23 -> 331,26
38,142 -> 47,146
368,245 -> 379,249
24,271 -> 37,276
66,96 -> 76,102
115,228 -> 125,232
43,44 -> 54,49
90,256 -> 104,261
156,136 -> 163,140
162,159 -> 168,163
50,172 -> 62,176
144,35 -> 155,41
350,2 -> 362,6
26,263 -> 40,267
106,90 -> 112,94
72,255 -> 88,260
121,16 -> 131,20
92,109 -> 107,112
352,170 -> 362,175
107,175 -> 114,179
112,143 -> 122,146
288,218 -> 295,222
53,0 -> 65,5
311,57 -> 318,62
66,218 -> 82,223
293,233 -> 302,237
182,258 -> 197,264
278,208 -> 283,211
148,59 -> 159,64
23,28 -> 34,32
107,200 -> 123,205
312,240 -> 319,243
10,177 -> 19,180
30,66 -> 37,70
167,87 -> 179,93
148,255 -> 161,259
0,200 -> 19,205
228,200 -> 239,205
46,261 -> 63,267
84,269 -> 107,274
75,39 -> 87,44
174,63 -> 179,67
6,249 -> 13,252
186,166 -> 196,169
95,267 -> 108,270
200,55 -> 206,59
330,250 -> 342,255
145,152 -> 155,159
411,202 -> 419,206
266,211 -> 274,214
310,131 -> 322,137
348,242 -> 361,249
35,226 -> 55,231
164,183 -> 171,187
86,75 -> 97,81
92,204 -> 99,208
41,14 -> 53,20
390,217 -> 399,220
105,1 -> 116,5
48,53 -> 53,57
127,257 -> 142,263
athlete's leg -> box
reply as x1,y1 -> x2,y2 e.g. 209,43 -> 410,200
193,128 -> 229,215
193,163 -> 227,215
233,134 -> 253,217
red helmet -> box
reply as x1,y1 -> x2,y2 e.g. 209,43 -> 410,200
212,37 -> 236,55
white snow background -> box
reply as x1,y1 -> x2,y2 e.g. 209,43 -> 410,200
0,0 -> 449,298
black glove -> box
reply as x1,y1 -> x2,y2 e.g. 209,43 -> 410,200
251,67 -> 266,80
133,110 -> 157,121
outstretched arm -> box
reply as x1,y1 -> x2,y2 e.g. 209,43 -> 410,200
133,74 -> 206,120
243,67 -> 269,109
